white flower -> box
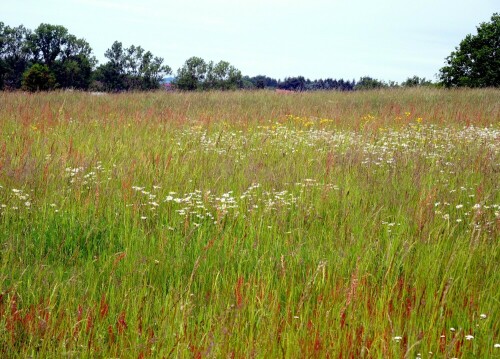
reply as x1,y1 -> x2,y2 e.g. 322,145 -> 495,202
465,335 -> 474,340
393,336 -> 403,342
494,343 -> 500,348
480,313 -> 487,319
450,327 -> 456,332
141,216 -> 147,220
456,204 -> 463,209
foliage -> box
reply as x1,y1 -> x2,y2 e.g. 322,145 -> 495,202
0,22 -> 32,89
401,75 -> 433,87
93,41 -> 171,91
21,63 -> 56,91
27,23 -> 95,90
278,77 -> 356,91
439,13 -> 500,87
354,76 -> 389,90
204,60 -> 242,90
244,75 -> 279,89
0,22 -> 95,90
174,56 -> 242,91
278,76 -> 307,91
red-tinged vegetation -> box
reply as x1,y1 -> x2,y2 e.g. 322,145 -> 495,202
99,295 -> 109,319
117,311 -> 128,334
0,89 -> 498,357
235,276 -> 244,308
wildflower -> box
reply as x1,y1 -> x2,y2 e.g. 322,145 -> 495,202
480,313 -> 487,319
450,327 -> 456,332
393,336 -> 403,342
465,335 -> 474,340
494,343 -> 500,348
456,204 -> 463,209
141,216 -> 147,220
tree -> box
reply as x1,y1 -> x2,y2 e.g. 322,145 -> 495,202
278,76 -> 307,91
204,60 -> 242,90
247,75 -> 278,89
27,24 -> 68,67
26,23 -> 96,90
439,13 -> 500,87
401,76 -> 433,87
0,23 -> 32,89
21,63 -> 56,91
174,56 -> 207,90
94,41 -> 171,91
354,76 -> 388,90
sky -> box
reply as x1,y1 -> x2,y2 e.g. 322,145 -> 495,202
3,0 -> 498,82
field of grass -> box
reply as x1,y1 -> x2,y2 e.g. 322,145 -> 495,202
0,88 -> 499,358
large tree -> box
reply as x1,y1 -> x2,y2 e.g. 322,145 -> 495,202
0,22 -> 32,89
174,56 -> 208,91
439,13 -> 500,88
22,23 -> 96,90
93,41 -> 171,91
204,60 -> 242,90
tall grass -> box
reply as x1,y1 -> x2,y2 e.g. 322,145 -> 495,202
0,89 -> 499,357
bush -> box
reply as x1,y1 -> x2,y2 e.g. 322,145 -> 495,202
21,64 -> 57,92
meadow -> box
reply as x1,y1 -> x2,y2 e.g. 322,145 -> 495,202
0,88 -> 499,358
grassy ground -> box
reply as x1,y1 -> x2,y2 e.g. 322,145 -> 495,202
0,89 -> 499,358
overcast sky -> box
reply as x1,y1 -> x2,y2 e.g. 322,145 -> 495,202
3,0 -> 498,82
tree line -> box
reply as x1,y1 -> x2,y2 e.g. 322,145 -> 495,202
1,14 -> 498,92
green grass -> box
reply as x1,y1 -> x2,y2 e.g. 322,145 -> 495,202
0,89 -> 499,357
